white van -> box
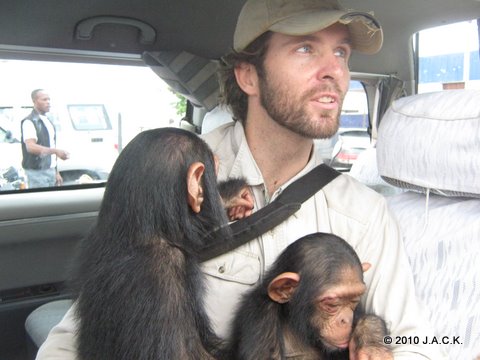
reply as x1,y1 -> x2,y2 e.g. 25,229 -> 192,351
49,103 -> 119,183
0,102 -> 119,187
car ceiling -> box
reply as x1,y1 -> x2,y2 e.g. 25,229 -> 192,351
1,0 -> 479,81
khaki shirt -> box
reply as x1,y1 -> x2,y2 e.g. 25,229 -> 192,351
37,121 -> 447,360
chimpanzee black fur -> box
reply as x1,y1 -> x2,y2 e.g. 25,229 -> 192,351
71,128 -> 232,360
223,232 -> 390,360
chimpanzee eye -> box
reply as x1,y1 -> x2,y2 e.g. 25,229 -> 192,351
350,300 -> 360,310
325,303 -> 340,313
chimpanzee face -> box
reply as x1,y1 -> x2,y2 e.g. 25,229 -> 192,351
311,266 -> 366,350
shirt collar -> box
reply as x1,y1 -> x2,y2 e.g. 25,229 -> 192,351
227,121 -> 323,192
227,122 -> 264,187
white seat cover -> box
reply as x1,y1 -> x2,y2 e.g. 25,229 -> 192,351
377,89 -> 480,197
377,89 -> 480,359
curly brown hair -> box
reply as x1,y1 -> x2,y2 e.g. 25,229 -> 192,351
217,32 -> 272,125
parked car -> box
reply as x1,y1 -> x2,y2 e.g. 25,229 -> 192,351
330,128 -> 371,170
50,103 -> 119,184
0,1 -> 479,359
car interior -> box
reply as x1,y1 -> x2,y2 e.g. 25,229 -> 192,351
0,0 -> 479,359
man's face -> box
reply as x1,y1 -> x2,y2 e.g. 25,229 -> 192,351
258,23 -> 351,139
33,91 -> 51,115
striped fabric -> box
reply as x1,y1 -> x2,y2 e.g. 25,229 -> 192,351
387,193 -> 480,359
377,89 -> 480,197
376,90 -> 480,359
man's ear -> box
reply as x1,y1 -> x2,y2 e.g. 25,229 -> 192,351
234,62 -> 259,96
187,162 -> 205,213
267,272 -> 300,304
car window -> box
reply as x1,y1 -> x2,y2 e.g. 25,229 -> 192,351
0,126 -> 9,143
316,80 -> 371,171
67,105 -> 112,131
348,19 -> 479,194
0,60 -> 182,191
417,20 -> 480,93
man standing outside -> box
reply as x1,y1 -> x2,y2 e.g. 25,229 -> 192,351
21,89 -> 69,188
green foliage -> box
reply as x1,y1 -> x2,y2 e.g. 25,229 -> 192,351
171,90 -> 187,116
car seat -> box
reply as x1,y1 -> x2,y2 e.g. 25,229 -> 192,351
376,89 -> 480,359
24,299 -> 73,358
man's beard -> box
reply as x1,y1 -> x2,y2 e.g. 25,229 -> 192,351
259,72 -> 344,139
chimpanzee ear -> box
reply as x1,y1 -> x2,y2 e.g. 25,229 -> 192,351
362,262 -> 372,272
187,162 -> 205,213
267,272 -> 300,304
213,155 -> 220,176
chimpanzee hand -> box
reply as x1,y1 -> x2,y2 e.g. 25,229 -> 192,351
349,346 -> 394,360
348,314 -> 393,360
218,178 -> 254,221
225,185 -> 254,221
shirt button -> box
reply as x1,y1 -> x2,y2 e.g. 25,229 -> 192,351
218,265 -> 226,274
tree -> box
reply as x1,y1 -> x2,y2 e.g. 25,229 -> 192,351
171,90 -> 187,116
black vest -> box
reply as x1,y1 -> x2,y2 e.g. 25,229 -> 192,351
21,110 -> 55,170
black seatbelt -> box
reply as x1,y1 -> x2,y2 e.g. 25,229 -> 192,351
199,163 -> 341,262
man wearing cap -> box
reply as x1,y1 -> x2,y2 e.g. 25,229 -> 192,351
37,0 -> 447,359
205,0 -> 446,359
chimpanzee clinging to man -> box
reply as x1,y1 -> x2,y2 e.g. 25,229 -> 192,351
223,232 -> 393,360
71,127 -> 252,360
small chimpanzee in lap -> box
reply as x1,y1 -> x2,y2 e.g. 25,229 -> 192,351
71,127 -> 252,360
223,232 -> 392,360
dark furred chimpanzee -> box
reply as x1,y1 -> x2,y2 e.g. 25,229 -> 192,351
70,127 -> 252,360
224,232 -> 392,360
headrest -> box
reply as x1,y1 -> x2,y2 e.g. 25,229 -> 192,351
377,89 -> 480,198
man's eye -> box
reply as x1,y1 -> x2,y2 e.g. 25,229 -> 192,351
296,45 -> 312,53
334,48 -> 348,58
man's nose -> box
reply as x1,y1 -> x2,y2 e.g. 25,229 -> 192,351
315,53 -> 347,81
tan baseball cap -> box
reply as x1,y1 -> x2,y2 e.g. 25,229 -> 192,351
234,0 -> 383,54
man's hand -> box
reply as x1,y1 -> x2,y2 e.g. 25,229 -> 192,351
55,172 -> 63,186
55,149 -> 70,160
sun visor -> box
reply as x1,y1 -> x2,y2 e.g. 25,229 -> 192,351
143,51 -> 220,111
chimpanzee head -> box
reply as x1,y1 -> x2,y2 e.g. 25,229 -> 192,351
265,233 -> 369,353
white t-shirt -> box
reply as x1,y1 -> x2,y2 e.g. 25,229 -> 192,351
22,114 -> 57,168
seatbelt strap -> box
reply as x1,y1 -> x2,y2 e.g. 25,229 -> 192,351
198,163 -> 341,262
